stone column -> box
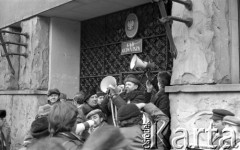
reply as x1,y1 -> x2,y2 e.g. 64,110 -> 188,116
19,16 -> 49,90
171,0 -> 231,85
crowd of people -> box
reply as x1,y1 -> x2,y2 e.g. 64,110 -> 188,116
0,71 -> 240,150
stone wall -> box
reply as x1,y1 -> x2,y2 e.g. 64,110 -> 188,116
168,85 -> 240,149
0,16 -> 49,90
0,92 -> 47,150
19,17 -> 49,90
0,16 -> 50,150
171,0 -> 231,84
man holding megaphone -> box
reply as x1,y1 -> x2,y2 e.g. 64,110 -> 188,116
100,74 -> 150,125
108,74 -> 148,105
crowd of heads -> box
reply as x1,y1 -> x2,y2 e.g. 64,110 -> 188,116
2,71 -> 240,150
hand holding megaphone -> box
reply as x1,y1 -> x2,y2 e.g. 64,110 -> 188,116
108,85 -> 119,96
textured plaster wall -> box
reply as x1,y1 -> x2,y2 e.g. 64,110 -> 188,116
0,94 -> 47,150
49,17 -> 80,98
169,92 -> 240,149
171,0 -> 232,84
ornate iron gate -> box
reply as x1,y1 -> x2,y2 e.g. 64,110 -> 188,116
80,3 -> 173,92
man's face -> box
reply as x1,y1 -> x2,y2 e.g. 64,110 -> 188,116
48,94 -> 59,104
90,114 -> 103,128
213,119 -> 224,133
125,82 -> 138,93
97,96 -> 104,105
87,94 -> 98,107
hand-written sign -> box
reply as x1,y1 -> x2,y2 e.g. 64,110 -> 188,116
121,39 -> 142,55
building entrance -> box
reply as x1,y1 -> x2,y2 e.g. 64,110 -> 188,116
80,3 -> 173,92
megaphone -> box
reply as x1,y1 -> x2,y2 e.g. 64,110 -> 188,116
100,76 -> 117,93
130,54 -> 155,70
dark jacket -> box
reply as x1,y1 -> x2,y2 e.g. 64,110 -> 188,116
120,125 -> 144,150
150,90 -> 170,118
100,90 -> 149,125
0,121 -> 10,150
52,132 -> 83,150
120,103 -> 170,150
143,103 -> 171,150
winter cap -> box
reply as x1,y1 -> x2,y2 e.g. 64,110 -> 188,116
124,74 -> 140,86
117,104 -> 142,121
47,88 -> 60,97
31,116 -> 50,139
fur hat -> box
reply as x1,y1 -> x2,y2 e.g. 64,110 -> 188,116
82,125 -> 129,150
124,74 -> 140,86
83,88 -> 97,103
31,116 -> 50,139
0,110 -> 6,119
117,104 -> 142,121
47,88 -> 60,97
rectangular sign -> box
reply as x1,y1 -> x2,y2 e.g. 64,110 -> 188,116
121,39 -> 142,55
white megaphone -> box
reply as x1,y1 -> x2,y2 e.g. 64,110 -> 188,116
100,76 -> 117,93
130,54 -> 155,70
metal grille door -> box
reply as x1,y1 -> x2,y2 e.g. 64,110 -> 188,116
80,3 -> 173,92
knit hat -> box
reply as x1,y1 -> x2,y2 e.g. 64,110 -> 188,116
47,88 -> 60,96
37,104 -> 52,117
83,88 -> 97,103
124,74 -> 140,86
31,116 -> 50,139
210,109 -> 235,121
0,110 -> 6,119
82,125 -> 129,150
117,104 -> 142,121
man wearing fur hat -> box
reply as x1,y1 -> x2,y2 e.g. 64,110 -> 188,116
109,74 -> 148,106
0,110 -> 11,150
100,74 -> 149,125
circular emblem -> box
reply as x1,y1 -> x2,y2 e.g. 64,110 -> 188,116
125,13 -> 138,38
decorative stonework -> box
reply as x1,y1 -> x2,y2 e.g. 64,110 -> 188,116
169,91 -> 240,148
171,0 -> 231,85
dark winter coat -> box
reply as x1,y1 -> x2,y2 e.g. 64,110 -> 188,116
52,132 -> 83,150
